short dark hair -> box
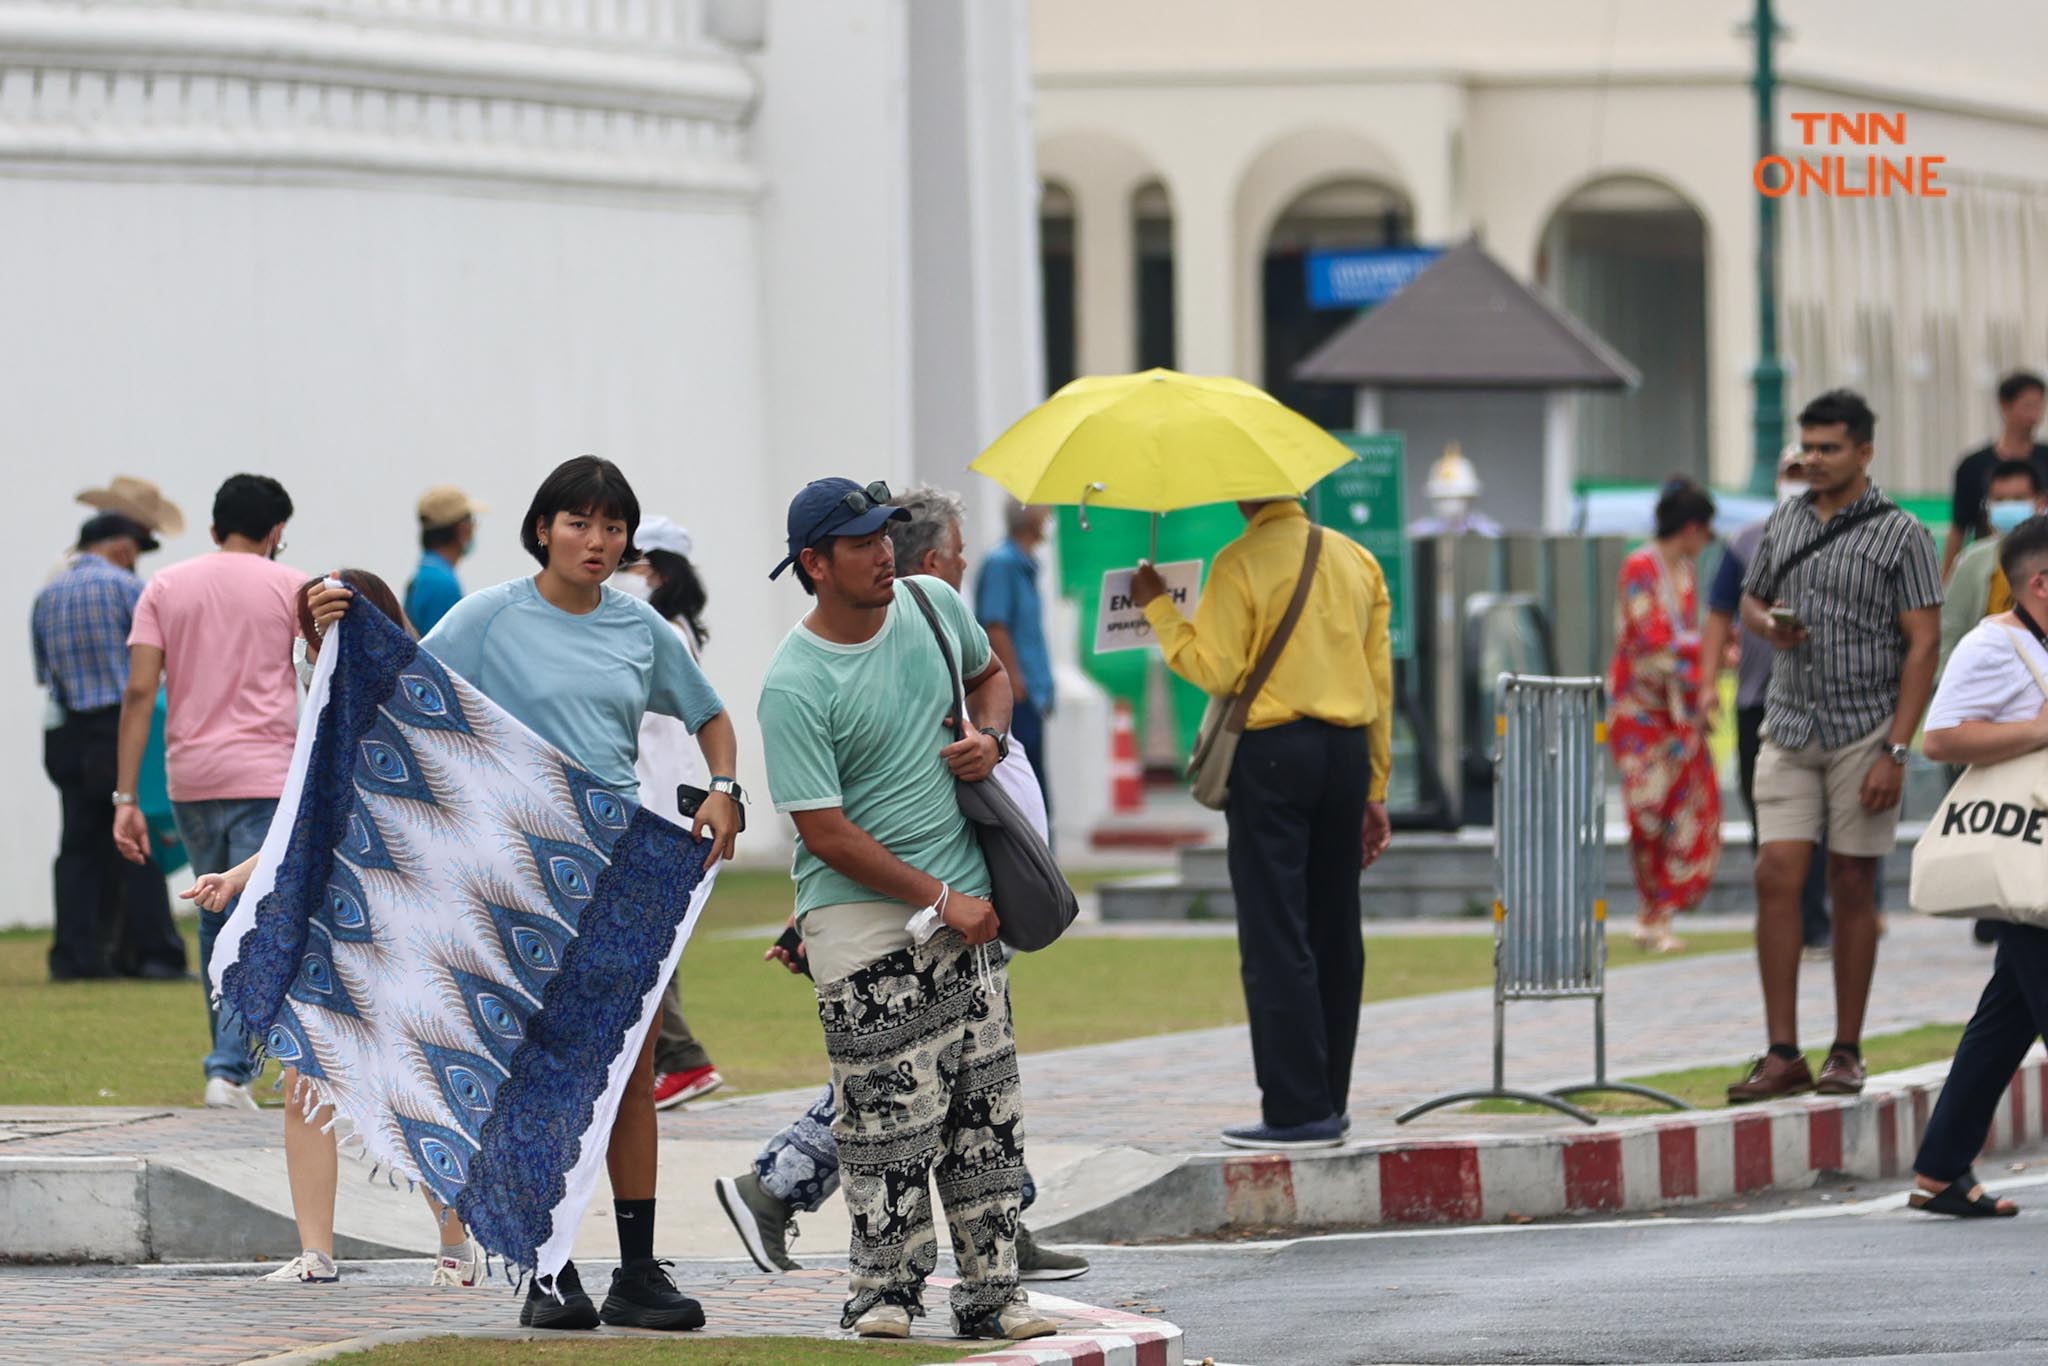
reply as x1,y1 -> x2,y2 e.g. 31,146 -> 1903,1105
1654,476 -> 1716,540
420,521 -> 466,553
212,474 -> 293,542
295,569 -> 410,642
1998,515 -> 2048,586
1998,371 -> 2046,407
643,548 -> 709,645
1798,389 -> 1877,445
520,456 -> 640,568
1989,459 -> 2043,494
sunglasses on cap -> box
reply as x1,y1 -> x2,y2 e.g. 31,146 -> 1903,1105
799,480 -> 893,548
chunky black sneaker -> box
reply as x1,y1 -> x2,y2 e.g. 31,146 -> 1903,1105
600,1258 -> 706,1331
519,1260 -> 599,1330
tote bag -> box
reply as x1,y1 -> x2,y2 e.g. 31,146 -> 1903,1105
1910,628 -> 2048,924
902,580 -> 1078,952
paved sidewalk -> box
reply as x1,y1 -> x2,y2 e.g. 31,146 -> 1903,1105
685,912 -> 1991,1152
0,1263 -> 1170,1366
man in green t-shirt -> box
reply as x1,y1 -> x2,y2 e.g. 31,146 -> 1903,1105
751,477 -> 1053,1345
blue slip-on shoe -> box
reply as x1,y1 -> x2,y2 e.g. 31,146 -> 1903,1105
1219,1116 -> 1346,1151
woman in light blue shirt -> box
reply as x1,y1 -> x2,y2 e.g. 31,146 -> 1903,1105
420,456 -> 743,1332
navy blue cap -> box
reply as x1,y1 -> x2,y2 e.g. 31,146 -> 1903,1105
770,478 -> 911,580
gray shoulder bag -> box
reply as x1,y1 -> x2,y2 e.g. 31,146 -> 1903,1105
902,580 -> 1079,952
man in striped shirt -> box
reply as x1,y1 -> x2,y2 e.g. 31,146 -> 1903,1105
1731,389 -> 1943,1102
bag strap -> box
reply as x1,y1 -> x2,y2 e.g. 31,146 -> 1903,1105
903,579 -> 969,741
1225,527 -> 1325,732
1764,499 -> 1896,600
2002,625 -> 2048,704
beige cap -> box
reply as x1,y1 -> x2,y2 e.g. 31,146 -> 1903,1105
76,476 -> 185,537
417,485 -> 487,530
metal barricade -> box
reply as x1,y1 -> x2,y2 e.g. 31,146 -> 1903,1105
1397,673 -> 1688,1125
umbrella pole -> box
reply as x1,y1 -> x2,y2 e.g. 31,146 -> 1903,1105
1149,513 -> 1159,564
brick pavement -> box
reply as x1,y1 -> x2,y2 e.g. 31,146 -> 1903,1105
0,1265 -> 1121,1366
681,912 -> 1994,1151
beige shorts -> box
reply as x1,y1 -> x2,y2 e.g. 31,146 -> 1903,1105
1753,718 -> 1901,858
799,899 -> 916,986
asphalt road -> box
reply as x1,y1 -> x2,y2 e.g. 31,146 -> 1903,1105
1064,1170 -> 2048,1366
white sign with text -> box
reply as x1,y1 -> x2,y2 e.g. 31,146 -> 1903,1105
1095,560 -> 1204,653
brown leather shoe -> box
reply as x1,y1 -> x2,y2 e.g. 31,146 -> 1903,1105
1816,1048 -> 1867,1095
1727,1052 -> 1815,1103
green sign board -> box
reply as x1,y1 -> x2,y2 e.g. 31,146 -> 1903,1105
1311,431 -> 1412,659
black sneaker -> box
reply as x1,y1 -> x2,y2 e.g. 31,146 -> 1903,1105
600,1258 -> 706,1331
520,1260 -> 599,1330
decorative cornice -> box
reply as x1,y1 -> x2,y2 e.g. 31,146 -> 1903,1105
0,0 -> 762,201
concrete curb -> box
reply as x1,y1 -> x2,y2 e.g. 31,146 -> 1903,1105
1039,1053 -> 2048,1241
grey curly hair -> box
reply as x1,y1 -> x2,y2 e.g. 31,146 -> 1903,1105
887,483 -> 967,571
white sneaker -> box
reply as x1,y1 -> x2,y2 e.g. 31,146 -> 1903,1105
430,1240 -> 484,1287
204,1077 -> 260,1111
853,1303 -> 912,1339
957,1289 -> 1058,1341
262,1250 -> 339,1284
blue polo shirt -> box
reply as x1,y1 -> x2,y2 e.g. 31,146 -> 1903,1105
975,538 -> 1055,709
405,551 -> 464,636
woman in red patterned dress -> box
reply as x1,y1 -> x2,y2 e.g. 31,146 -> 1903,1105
1608,479 -> 1722,953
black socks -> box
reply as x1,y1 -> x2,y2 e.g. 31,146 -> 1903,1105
1830,1040 -> 1861,1059
1768,1043 -> 1801,1062
615,1198 -> 656,1264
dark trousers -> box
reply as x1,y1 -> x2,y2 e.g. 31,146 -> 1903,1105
1915,922 -> 2048,1181
1225,719 -> 1370,1128
1011,695 -> 1050,821
1737,705 -> 1831,947
43,706 -> 185,980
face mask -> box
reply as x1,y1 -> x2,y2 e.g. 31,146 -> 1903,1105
1776,482 -> 1806,504
610,571 -> 652,602
292,636 -> 315,688
1989,500 -> 2035,535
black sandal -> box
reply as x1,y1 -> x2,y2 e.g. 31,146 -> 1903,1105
1909,1172 -> 2019,1218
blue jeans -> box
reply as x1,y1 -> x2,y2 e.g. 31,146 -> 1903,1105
173,797 -> 278,1084
756,1083 -> 1036,1215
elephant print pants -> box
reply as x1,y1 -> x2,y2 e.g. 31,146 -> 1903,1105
815,928 -> 1025,1330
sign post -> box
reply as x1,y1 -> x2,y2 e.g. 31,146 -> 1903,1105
1310,431 -> 1411,659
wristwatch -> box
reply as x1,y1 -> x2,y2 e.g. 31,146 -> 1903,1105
978,727 -> 1011,761
110,791 -> 136,807
1884,743 -> 1911,767
709,776 -> 746,804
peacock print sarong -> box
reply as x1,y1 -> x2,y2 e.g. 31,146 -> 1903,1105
212,598 -> 714,1283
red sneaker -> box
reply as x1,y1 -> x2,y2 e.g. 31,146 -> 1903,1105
652,1065 -> 724,1111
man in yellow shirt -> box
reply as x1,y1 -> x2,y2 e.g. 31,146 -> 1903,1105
1131,498 -> 1393,1150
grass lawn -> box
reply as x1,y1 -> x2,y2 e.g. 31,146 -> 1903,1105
327,1337 -> 973,1365
1466,1021 -> 1969,1118
0,868 -> 1753,1107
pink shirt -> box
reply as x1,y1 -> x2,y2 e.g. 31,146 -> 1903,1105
129,552 -> 305,802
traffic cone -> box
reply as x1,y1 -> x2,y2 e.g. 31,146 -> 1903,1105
1111,700 -> 1144,814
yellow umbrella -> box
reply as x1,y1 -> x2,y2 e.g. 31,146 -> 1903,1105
970,368 -> 1357,521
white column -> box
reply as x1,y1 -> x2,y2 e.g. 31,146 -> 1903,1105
1172,175 -> 1235,376
1354,386 -> 1382,432
1543,390 -> 1578,532
1072,169 -> 1138,379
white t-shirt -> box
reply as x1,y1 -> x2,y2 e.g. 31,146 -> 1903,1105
1925,619 -> 2048,731
634,617 -> 710,825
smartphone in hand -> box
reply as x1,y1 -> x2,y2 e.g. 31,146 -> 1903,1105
772,924 -> 811,979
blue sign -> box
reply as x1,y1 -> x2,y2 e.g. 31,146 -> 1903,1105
1306,247 -> 1443,310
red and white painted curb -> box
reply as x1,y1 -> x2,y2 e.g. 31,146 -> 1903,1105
1172,1054 -> 2048,1235
931,1286 -> 1181,1366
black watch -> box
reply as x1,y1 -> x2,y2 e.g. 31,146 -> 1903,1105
978,727 -> 1010,761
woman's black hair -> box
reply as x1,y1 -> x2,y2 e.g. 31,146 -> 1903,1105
643,548 -> 710,646
520,456 -> 641,568
1654,476 -> 1716,540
